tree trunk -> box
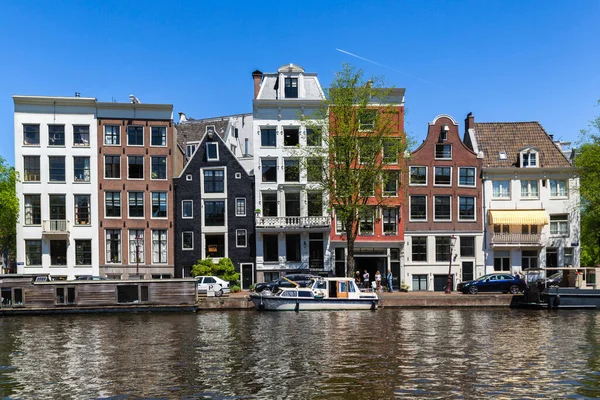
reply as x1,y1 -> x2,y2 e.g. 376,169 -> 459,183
345,215 -> 358,278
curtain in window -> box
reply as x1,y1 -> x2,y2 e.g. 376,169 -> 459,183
152,230 -> 168,263
129,230 -> 144,264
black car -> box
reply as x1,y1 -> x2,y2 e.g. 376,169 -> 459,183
457,273 -> 527,294
254,274 -> 317,293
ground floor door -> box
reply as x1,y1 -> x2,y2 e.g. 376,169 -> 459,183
462,261 -> 474,282
434,275 -> 453,292
356,257 -> 387,289
241,264 -> 253,290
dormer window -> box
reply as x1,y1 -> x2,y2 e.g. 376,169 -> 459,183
206,142 -> 218,161
521,149 -> 538,168
439,131 -> 447,142
285,78 -> 298,98
435,144 -> 451,159
499,152 -> 507,160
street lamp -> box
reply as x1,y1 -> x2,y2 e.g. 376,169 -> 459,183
135,235 -> 143,278
445,235 -> 457,294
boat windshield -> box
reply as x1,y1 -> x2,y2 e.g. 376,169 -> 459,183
314,280 -> 327,290
281,290 -> 297,297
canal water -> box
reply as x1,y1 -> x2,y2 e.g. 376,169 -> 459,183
1,309 -> 600,399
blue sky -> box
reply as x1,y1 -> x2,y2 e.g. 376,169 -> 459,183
1,0 -> 599,166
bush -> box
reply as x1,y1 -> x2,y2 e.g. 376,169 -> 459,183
231,285 -> 241,293
191,257 -> 240,287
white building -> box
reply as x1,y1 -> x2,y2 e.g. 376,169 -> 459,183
464,118 -> 580,274
252,64 -> 331,282
14,96 -> 99,279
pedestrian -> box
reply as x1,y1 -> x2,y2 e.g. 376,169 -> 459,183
375,270 -> 382,292
387,269 -> 393,292
355,270 -> 362,288
363,270 -> 370,291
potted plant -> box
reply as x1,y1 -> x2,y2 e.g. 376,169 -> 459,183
255,208 -> 261,214
400,280 -> 409,292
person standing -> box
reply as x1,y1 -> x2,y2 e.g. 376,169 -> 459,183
375,270 -> 382,292
355,270 -> 362,288
387,269 -> 393,292
363,270 -> 370,291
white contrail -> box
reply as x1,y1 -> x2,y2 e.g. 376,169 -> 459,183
336,48 -> 443,88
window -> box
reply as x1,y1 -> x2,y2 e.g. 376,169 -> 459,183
152,230 -> 168,263
24,195 -> 41,225
412,275 -> 428,291
546,247 -> 558,268
383,139 -> 399,164
23,124 -> 40,145
261,128 -> 276,147
284,159 -> 299,182
307,192 -> 322,217
284,77 -> 298,98
307,158 -> 322,182
263,193 -> 278,216
23,156 -> 40,181
48,125 -> 65,146
25,240 -> 42,265
492,180 -> 510,198
564,247 -> 574,266
412,237 -> 427,262
104,125 -> 120,145
459,167 -> 476,187
106,229 -> 121,263
522,250 -> 538,269
383,171 -> 399,196
307,128 -> 321,146
434,196 -> 451,220
309,232 -> 324,269
236,230 -> 247,248
383,208 -> 398,235
261,159 -> 277,182
49,195 -> 66,220
358,110 -> 376,131
205,201 -> 225,226
73,125 -> 89,146
435,237 -> 451,262
460,237 -> 475,257
73,157 -> 90,182
235,172 -> 241,179
284,128 -> 299,146
50,240 -> 67,265
55,287 -> 76,305
127,126 -> 144,146
205,234 -> 225,258
522,151 -> 537,167
358,137 -> 377,164
151,192 -> 167,218
410,166 -> 427,185
335,209 -> 345,234
435,144 -> 451,159
521,225 -> 538,235
204,169 -> 224,193
236,198 -> 246,216
521,180 -> 539,198
186,174 -> 193,181
285,193 -> 301,217
182,200 -> 193,218
458,197 -> 475,221
128,156 -> 144,179
151,126 -> 167,146
186,144 -> 197,158
493,224 -> 510,234
494,250 -> 511,271
105,192 -> 121,217
117,285 -> 147,303
49,156 -> 65,181
286,234 -> 301,261
128,192 -> 144,218
104,156 -> 121,179
434,167 -> 451,185
151,157 -> 167,180
129,230 -> 144,264
206,142 -> 219,161
410,196 -> 427,220
359,174 -> 374,197
74,195 -> 90,225
550,214 -> 569,236
182,232 -> 193,250
75,240 -> 92,265
359,208 -> 374,235
550,180 -> 567,197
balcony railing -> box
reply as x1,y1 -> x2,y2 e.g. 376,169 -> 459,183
491,232 -> 542,245
256,216 -> 330,229
42,220 -> 70,235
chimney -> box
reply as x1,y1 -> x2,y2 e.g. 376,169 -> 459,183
252,70 -> 263,99
465,112 -> 474,134
178,112 -> 187,124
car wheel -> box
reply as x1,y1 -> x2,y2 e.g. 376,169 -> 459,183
468,286 -> 478,295
215,288 -> 223,297
508,285 -> 520,294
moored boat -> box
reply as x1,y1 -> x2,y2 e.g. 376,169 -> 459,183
522,267 -> 600,309
249,277 -> 379,311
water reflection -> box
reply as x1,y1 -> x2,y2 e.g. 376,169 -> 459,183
0,309 -> 599,399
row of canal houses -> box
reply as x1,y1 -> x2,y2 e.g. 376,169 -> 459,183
10,63 -> 580,291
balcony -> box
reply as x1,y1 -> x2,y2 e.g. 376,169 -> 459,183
42,220 -> 70,235
256,216 -> 330,230
491,232 -> 543,247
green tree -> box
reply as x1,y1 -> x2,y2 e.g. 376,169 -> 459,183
0,156 -> 19,271
190,257 -> 240,285
297,64 -> 409,277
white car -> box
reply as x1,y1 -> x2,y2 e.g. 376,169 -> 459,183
195,276 -> 230,297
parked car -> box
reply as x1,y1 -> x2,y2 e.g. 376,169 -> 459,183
74,276 -> 108,281
254,274 -> 317,293
195,276 -> 230,297
457,274 -> 526,294
536,271 -> 563,289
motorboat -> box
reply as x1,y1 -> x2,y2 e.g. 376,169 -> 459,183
522,267 -> 600,309
249,277 -> 379,311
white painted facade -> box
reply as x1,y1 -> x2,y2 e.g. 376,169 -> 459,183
252,64 -> 332,281
14,96 -> 99,279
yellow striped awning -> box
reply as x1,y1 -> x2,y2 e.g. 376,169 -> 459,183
488,210 -> 548,225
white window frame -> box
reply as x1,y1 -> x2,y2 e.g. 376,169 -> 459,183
433,195 -> 452,222
127,155 -> 144,180
104,155 -> 121,180
236,198 -> 246,217
521,150 -> 538,168
492,180 -> 511,199
127,191 -> 145,219
236,229 -> 247,248
150,156 -> 168,181
104,125 -> 121,146
104,191 -> 121,219
206,142 -> 219,161
150,126 -> 167,147
127,125 -> 144,146
520,179 -> 539,199
409,166 -> 428,186
458,196 -> 476,221
434,144 -> 452,160
550,179 -> 568,198
458,167 -> 476,187
550,214 -> 569,236
151,192 -> 168,219
105,229 -> 122,264
434,166 -> 452,186
201,167 -> 227,198
128,229 -> 145,265
151,229 -> 168,264
182,200 -> 193,219
182,231 -> 194,250
409,195 -> 427,221
383,171 -> 399,197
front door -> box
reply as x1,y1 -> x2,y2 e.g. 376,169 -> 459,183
462,262 -> 474,282
241,264 -> 253,290
337,280 -> 349,298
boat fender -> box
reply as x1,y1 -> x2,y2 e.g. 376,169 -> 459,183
371,300 -> 376,311
553,294 -> 560,309
259,298 -> 265,310
295,300 -> 299,313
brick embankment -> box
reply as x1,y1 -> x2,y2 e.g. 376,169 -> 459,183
196,291 -> 523,310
